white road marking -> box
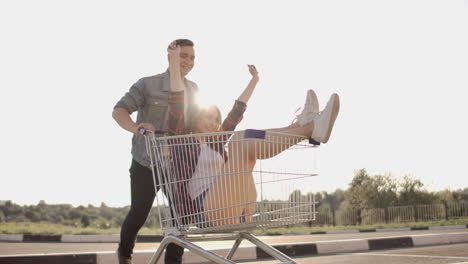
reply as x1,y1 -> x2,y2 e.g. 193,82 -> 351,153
354,252 -> 468,260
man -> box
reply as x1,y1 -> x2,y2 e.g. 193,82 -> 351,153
112,39 -> 198,264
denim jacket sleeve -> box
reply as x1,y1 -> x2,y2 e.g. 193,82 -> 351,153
113,78 -> 145,114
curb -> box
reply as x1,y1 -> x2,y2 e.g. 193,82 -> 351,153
1,231 -> 468,264
1,224 -> 467,243
0,234 -> 164,243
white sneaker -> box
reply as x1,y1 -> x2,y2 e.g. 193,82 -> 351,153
311,93 -> 340,143
297,89 -> 319,126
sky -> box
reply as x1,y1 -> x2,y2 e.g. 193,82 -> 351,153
1,0 -> 467,207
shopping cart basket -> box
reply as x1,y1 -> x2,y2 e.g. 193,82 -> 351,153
144,129 -> 319,264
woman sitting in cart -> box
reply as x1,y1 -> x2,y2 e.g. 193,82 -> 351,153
166,42 -> 340,227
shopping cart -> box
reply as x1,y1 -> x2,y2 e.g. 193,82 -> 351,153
143,129 -> 319,264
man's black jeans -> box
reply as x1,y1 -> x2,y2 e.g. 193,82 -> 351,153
118,159 -> 184,264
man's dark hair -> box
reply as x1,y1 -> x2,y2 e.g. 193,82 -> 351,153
175,39 -> 194,47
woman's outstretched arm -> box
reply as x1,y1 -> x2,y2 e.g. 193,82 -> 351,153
237,65 -> 259,104
167,41 -> 186,135
220,65 -> 259,132
168,42 -> 185,93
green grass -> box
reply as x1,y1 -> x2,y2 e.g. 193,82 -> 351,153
255,218 -> 468,235
0,222 -> 160,235
1,219 -> 467,236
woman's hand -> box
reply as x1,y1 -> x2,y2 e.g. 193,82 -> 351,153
168,41 -> 185,92
247,64 -> 259,80
167,41 -> 180,62
237,64 -> 259,104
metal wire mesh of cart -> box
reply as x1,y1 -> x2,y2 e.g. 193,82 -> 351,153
144,129 -> 319,236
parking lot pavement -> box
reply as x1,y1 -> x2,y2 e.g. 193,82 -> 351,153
243,243 -> 468,264
3,228 -> 468,256
1,229 -> 468,264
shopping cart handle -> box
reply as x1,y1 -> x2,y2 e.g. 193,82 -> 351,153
245,129 -> 320,145
138,127 -> 166,136
138,127 -> 147,135
244,129 -> 266,139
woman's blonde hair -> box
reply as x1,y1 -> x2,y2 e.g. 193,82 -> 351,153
192,104 -> 222,132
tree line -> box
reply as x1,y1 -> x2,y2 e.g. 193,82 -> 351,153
318,169 -> 468,213
1,168 -> 467,229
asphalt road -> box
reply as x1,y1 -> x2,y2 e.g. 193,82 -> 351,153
2,228 -> 468,256
246,243 -> 468,264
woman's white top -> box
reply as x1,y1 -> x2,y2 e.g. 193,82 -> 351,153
189,143 -> 224,199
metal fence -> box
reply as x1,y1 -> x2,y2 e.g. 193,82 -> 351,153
311,201 -> 468,226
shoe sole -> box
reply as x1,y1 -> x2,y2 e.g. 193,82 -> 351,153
321,93 -> 340,143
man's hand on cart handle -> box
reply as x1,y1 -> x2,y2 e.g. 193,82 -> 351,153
136,123 -> 155,136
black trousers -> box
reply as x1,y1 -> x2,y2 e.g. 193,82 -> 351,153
118,159 -> 184,264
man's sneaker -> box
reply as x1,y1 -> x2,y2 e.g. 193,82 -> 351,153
297,89 -> 319,126
311,93 -> 340,143
118,254 -> 133,264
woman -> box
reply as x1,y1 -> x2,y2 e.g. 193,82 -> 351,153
166,42 -> 340,227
